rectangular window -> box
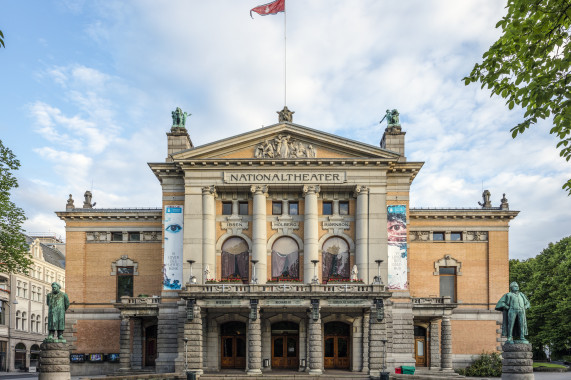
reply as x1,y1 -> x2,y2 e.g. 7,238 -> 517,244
450,232 -> 462,241
238,202 -> 249,215
128,232 -> 140,242
339,201 -> 349,215
117,266 -> 134,301
433,232 -> 445,241
222,202 -> 232,215
439,267 -> 456,302
272,202 -> 282,215
289,202 -> 299,215
322,201 -> 333,215
112,232 -> 123,242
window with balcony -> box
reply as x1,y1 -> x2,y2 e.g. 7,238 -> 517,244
117,266 -> 134,301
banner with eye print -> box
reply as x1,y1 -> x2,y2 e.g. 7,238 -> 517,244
387,205 -> 408,289
163,206 -> 184,290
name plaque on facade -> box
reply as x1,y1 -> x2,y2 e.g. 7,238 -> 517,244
201,299 -> 247,307
264,299 -> 307,307
224,171 -> 347,184
322,221 -> 350,230
327,298 -> 369,306
221,221 -> 249,230
271,221 -> 300,230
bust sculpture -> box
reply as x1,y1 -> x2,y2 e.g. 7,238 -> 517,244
495,281 -> 530,344
46,282 -> 70,342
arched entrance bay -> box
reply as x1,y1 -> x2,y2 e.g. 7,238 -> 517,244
324,322 -> 350,369
271,321 -> 298,369
220,321 -> 246,369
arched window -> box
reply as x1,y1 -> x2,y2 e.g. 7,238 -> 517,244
15,311 -> 21,330
271,236 -> 299,280
30,314 -> 35,332
221,237 -> 249,280
36,315 -> 41,333
14,343 -> 26,370
322,237 -> 350,281
22,312 -> 27,331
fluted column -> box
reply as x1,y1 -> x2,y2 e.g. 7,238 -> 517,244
303,185 -> 320,283
119,316 -> 131,371
185,305 -> 203,374
202,186 -> 217,283
247,304 -> 262,375
251,185 -> 268,284
441,316 -> 453,371
429,319 -> 441,370
308,309 -> 323,375
354,185 -> 369,283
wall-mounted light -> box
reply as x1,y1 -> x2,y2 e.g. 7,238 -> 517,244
250,299 -> 259,321
186,299 -> 195,321
311,299 -> 320,321
375,298 -> 384,321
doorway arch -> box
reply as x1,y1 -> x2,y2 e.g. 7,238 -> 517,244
271,321 -> 299,369
323,322 -> 350,369
220,321 -> 247,369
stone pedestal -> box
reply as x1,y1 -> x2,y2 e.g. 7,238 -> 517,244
502,343 -> 534,380
39,342 -> 70,380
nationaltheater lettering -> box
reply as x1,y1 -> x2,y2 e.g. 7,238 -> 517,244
224,171 -> 346,184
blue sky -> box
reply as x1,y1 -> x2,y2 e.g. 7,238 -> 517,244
1,0 -> 570,260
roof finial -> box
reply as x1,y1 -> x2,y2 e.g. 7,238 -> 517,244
277,106 -> 294,123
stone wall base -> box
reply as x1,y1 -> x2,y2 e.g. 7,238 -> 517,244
39,342 -> 71,380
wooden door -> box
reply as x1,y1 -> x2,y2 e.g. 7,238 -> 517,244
221,336 -> 246,369
415,337 -> 426,367
272,335 -> 298,369
324,336 -> 350,369
144,325 -> 157,367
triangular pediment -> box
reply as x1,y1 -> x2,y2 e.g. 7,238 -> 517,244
171,123 -> 400,161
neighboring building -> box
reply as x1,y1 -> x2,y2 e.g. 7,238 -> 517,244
0,236 -> 66,371
57,108 -> 517,376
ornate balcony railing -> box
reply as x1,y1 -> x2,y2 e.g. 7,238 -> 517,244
120,296 -> 161,305
184,283 -> 385,294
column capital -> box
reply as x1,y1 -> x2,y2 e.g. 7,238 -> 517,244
353,185 -> 369,197
303,185 -> 320,196
250,185 -> 269,196
201,185 -> 217,197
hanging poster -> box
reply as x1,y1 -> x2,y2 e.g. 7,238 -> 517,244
163,206 -> 183,290
387,205 -> 408,289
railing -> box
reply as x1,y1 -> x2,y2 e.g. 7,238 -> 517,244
185,283 -> 383,293
120,296 -> 161,305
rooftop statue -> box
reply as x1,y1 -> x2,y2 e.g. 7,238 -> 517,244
45,282 -> 70,342
495,281 -> 530,344
385,109 -> 400,126
83,190 -> 95,208
277,106 -> 294,122
172,107 -> 190,129
478,189 -> 492,208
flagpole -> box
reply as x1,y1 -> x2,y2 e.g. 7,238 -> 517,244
284,0 -> 287,107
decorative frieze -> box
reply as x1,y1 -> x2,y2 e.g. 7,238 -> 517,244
254,134 -> 317,159
86,231 -> 161,243
465,231 -> 488,241
409,231 -> 488,242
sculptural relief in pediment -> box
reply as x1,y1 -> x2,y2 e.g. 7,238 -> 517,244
254,134 -> 317,159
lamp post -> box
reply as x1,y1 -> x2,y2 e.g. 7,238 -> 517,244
311,260 -> 319,284
373,259 -> 384,285
187,260 -> 196,284
251,260 -> 258,285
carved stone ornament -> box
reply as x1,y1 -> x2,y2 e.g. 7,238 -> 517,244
254,134 -> 317,159
353,185 -> 369,198
202,185 -> 217,198
478,189 -> 492,208
302,185 -> 320,196
433,255 -> 462,276
410,231 -> 429,241
277,106 -> 294,122
66,194 -> 75,210
466,231 -> 488,241
250,185 -> 269,195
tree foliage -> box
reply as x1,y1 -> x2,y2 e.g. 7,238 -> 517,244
509,236 -> 571,358
0,140 -> 31,274
464,0 -> 571,194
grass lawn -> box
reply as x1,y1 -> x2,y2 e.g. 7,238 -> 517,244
533,362 -> 567,369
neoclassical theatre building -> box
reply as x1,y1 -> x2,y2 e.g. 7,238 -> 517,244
57,108 -> 518,377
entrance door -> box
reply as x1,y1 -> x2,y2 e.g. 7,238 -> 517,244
415,338 -> 426,366
271,335 -> 298,369
145,325 -> 157,367
221,336 -> 246,369
323,322 -> 350,369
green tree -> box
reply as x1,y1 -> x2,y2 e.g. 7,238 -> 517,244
509,236 -> 571,358
464,0 -> 571,194
0,140 -> 31,274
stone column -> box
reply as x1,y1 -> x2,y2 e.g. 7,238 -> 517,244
131,318 -> 143,369
354,185 -> 369,283
303,185 -> 320,283
441,316 -> 453,372
185,305 -> 203,374
202,186 -> 217,282
429,319 -> 441,370
362,309 -> 370,373
247,304 -> 262,375
39,342 -> 70,380
369,306 -> 386,377
502,343 -> 534,380
119,316 -> 131,371
251,185 -> 268,284
308,309 -> 323,375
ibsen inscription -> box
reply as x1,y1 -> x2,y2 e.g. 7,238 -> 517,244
221,221 -> 249,230
224,171 -> 347,184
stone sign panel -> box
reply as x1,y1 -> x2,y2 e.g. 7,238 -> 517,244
224,171 -> 347,184
322,221 -> 350,230
221,221 -> 249,230
271,221 -> 300,230
326,298 -> 369,307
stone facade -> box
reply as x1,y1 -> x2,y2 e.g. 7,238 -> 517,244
57,116 -> 518,376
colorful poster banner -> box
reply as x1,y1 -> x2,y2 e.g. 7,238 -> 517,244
387,205 -> 408,289
163,206 -> 184,290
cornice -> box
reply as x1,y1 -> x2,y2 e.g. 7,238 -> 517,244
410,208 -> 519,220
56,209 -> 162,222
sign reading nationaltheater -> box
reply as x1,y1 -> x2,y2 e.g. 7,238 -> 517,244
224,171 -> 347,184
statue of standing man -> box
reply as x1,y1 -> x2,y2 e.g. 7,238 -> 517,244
495,281 -> 530,344
46,282 -> 70,342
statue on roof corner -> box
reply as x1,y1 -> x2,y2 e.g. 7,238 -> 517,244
172,107 -> 190,129
478,189 -> 492,208
277,106 -> 294,123
384,109 -> 400,126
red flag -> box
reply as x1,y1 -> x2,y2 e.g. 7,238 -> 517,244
250,0 -> 285,18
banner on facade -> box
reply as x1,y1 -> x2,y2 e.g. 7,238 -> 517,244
387,205 -> 407,289
163,206 -> 184,290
